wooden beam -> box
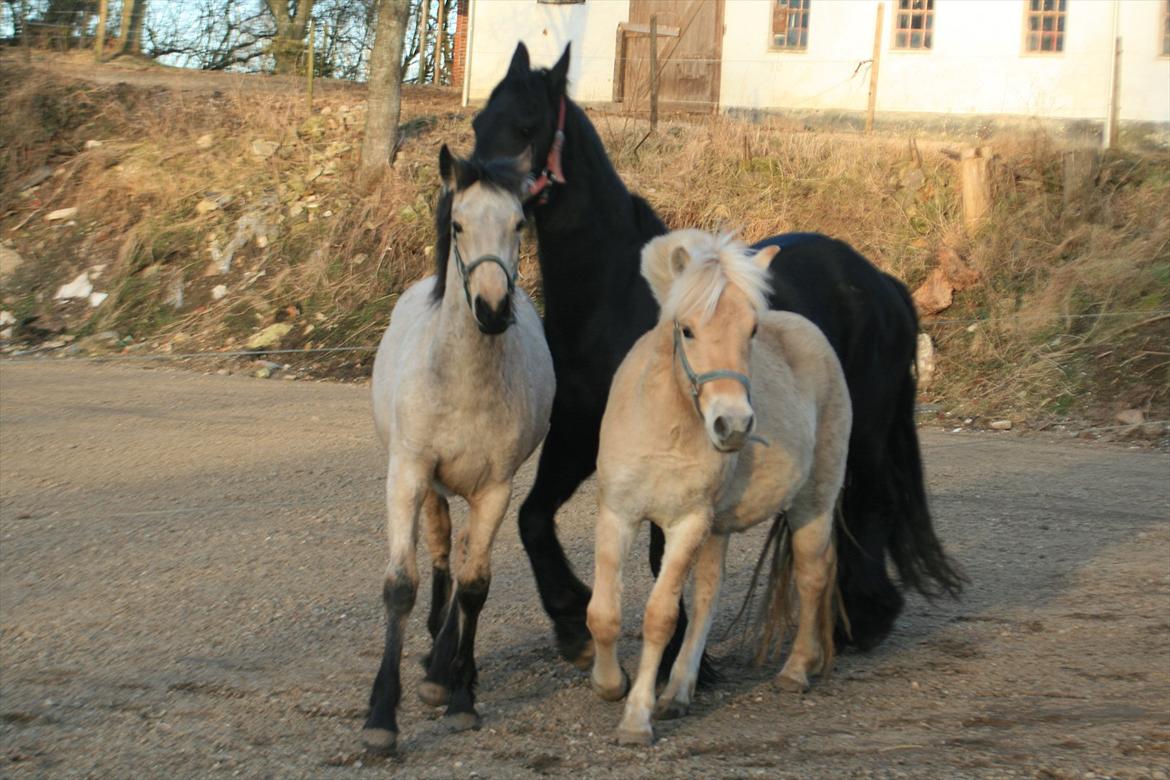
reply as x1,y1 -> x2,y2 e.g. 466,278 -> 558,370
865,3 -> 884,134
649,15 -> 658,131
618,22 -> 679,38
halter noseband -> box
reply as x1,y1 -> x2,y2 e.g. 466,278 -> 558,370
525,96 -> 567,205
673,321 -> 768,447
451,226 -> 516,322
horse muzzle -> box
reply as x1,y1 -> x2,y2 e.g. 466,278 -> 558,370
709,409 -> 755,452
473,293 -> 514,335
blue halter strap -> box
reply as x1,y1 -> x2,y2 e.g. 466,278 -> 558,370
673,321 -> 768,447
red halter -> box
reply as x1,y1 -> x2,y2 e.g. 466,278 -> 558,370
525,96 -> 567,204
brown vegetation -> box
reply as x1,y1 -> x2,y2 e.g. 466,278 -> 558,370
1,60 -> 1167,426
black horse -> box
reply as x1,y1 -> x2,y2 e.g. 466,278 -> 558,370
467,43 -> 963,673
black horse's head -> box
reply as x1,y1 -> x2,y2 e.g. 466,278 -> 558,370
472,42 -> 570,178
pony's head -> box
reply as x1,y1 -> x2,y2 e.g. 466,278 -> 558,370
641,230 -> 779,452
472,42 -> 570,179
437,144 -> 529,334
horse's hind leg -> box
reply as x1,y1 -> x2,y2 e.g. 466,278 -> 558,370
516,417 -> 599,668
617,514 -> 709,746
419,490 -> 453,707
777,509 -> 836,693
655,533 -> 727,720
435,482 -> 511,732
363,457 -> 427,754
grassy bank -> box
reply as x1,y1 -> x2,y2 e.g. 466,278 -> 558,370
1,60 -> 1167,427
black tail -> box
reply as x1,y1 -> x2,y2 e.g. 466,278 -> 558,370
886,281 -> 966,598
886,364 -> 966,597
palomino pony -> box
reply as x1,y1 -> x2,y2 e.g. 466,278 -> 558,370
363,147 -> 555,753
470,43 -> 962,672
587,229 -> 851,745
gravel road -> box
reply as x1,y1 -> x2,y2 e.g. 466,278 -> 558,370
1,361 -> 1167,779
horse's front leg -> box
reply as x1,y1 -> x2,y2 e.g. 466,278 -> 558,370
432,481 -> 511,732
586,504 -> 636,701
655,532 -> 728,719
418,490 -> 454,707
778,509 -> 837,693
363,456 -> 428,754
618,513 -> 709,746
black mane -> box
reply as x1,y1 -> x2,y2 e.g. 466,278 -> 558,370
431,157 -> 527,303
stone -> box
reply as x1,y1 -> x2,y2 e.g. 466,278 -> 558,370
196,133 -> 214,149
245,322 -> 293,350
211,284 -> 228,301
84,139 -> 103,149
938,247 -> 981,291
45,207 -> 79,222
93,330 -> 120,344
251,139 -> 280,159
18,166 -> 53,192
1115,408 -> 1144,426
989,419 -> 1013,431
195,198 -> 220,214
88,292 -> 108,308
54,272 -> 93,301
0,246 -> 24,278
254,366 -> 273,379
912,267 -> 954,316
916,332 -> 936,388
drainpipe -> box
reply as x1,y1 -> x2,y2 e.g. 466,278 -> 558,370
1102,0 -> 1121,149
461,0 -> 477,107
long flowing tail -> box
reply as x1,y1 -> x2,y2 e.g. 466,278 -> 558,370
887,283 -> 967,598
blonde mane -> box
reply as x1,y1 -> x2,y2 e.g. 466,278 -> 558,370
645,230 -> 772,323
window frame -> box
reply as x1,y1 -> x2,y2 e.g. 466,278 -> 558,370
767,0 -> 811,53
891,0 -> 935,52
1161,0 -> 1169,58
1022,0 -> 1068,56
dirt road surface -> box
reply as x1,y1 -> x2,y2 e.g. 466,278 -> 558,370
1,361 -> 1167,779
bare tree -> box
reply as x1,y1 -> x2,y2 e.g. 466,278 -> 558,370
359,0 -> 409,177
115,0 -> 134,54
265,0 -> 312,75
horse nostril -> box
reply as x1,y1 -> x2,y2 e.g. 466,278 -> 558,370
713,415 -> 729,438
745,413 -> 755,432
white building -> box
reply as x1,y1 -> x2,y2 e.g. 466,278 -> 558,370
456,0 -> 1170,129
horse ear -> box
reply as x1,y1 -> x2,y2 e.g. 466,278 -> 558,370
507,42 -> 531,78
548,43 -> 570,98
640,235 -> 689,308
753,245 -> 780,269
439,144 -> 458,191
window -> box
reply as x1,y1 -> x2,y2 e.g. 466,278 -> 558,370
894,0 -> 934,50
771,0 -> 810,50
1025,0 -> 1066,53
1162,0 -> 1169,57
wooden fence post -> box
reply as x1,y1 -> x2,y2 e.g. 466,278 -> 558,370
865,3 -> 884,134
960,146 -> 992,233
1106,36 -> 1122,149
649,15 -> 658,132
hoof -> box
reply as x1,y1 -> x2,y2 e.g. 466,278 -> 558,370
361,727 -> 397,755
569,639 -> 595,671
444,711 -> 482,733
418,681 -> 450,707
653,698 -> 688,721
616,726 -> 654,746
775,671 -> 810,694
591,668 -> 630,702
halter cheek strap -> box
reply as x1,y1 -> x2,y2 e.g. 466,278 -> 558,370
451,229 -> 517,322
673,321 -> 768,447
525,96 -> 567,205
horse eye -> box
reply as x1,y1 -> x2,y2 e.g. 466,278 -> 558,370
515,219 -> 526,232
517,125 -> 534,138
682,326 -> 694,339
452,221 -> 463,234
751,324 -> 759,338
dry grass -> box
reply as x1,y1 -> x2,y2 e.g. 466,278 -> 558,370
1,62 -> 1167,421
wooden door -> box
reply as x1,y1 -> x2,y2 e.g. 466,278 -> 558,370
615,0 -> 724,115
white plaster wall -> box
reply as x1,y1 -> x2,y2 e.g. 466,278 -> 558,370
1117,0 -> 1170,122
464,0 -> 630,104
718,0 -> 1169,123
